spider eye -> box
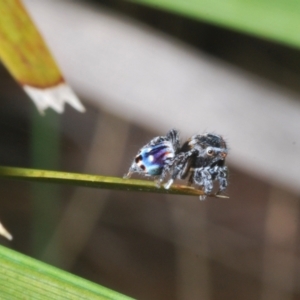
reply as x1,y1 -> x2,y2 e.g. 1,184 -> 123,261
206,148 -> 214,156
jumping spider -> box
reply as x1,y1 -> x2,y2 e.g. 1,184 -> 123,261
124,130 -> 228,200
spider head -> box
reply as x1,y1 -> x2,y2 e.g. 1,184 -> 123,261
189,133 -> 228,167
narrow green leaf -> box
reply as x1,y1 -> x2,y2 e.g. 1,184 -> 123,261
0,166 -> 228,199
129,0 -> 300,49
0,244 -> 134,300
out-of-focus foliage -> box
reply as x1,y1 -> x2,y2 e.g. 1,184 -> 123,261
130,0 -> 300,49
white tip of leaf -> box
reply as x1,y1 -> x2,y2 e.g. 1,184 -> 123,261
0,221 -> 13,240
23,83 -> 86,114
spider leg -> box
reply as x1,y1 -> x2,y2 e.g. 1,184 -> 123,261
215,166 -> 228,194
123,163 -> 137,179
166,129 -> 180,153
193,167 -> 213,200
163,150 -> 197,189
157,159 -> 173,186
161,158 -> 179,189
163,178 -> 174,189
187,171 -> 194,186
123,172 -> 132,179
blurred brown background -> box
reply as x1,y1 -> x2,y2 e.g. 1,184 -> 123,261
0,0 -> 300,299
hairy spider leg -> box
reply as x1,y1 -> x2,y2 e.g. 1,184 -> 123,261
209,164 -> 228,194
163,148 -> 198,189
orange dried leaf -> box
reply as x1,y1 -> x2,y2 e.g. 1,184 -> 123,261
0,0 -> 85,113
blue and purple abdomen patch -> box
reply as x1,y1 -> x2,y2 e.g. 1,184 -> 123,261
135,142 -> 175,176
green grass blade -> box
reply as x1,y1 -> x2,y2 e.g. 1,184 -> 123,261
0,166 -> 227,199
0,244 -> 133,300
129,0 -> 300,49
